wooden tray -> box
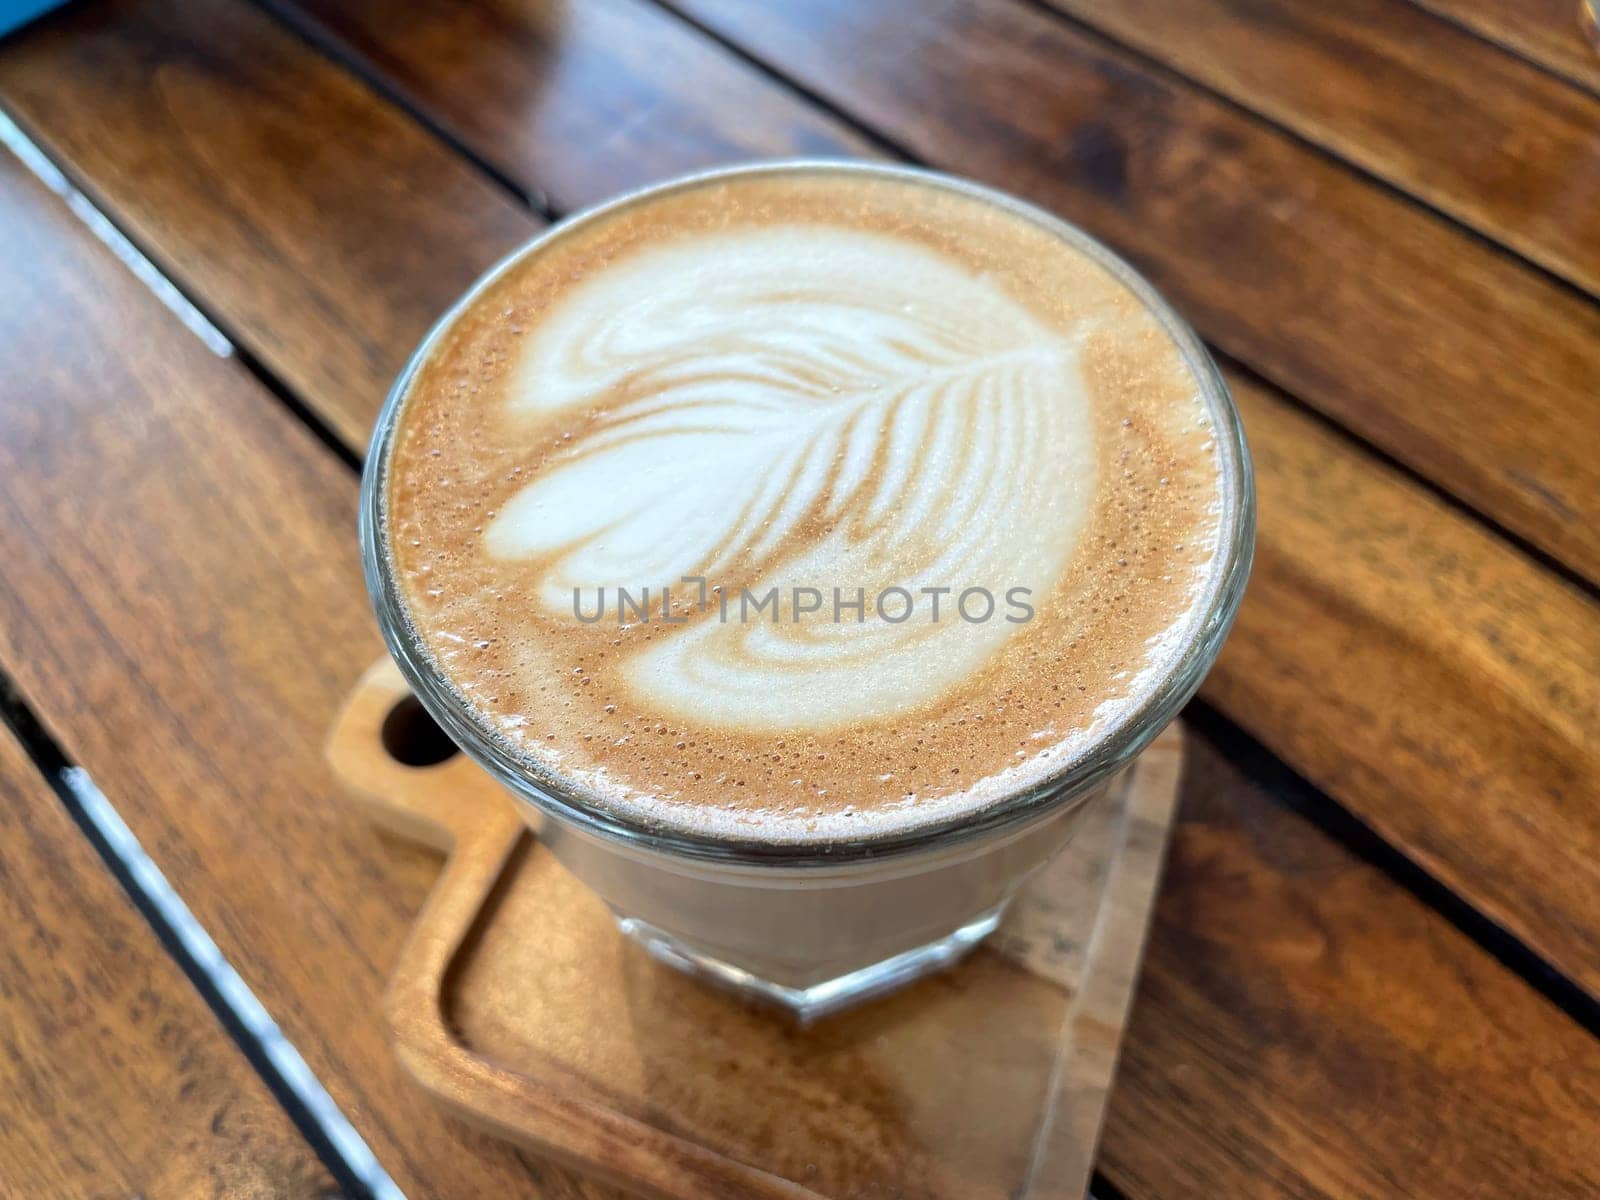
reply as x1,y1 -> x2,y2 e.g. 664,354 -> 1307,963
327,659 -> 1182,1200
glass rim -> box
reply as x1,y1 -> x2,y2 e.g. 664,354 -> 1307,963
360,158 -> 1255,868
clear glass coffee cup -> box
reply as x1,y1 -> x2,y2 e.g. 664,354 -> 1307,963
361,161 -> 1254,1022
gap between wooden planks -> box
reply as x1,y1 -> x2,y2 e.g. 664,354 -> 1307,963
0,710 -> 336,1197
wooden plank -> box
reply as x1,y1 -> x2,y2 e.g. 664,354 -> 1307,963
3,0 -> 1596,1025
663,0 -> 1600,585
1410,0 -> 1600,96
264,0 -> 879,213
5,150 -> 1600,1200
1217,374 -> 1600,992
0,721 -> 335,1198
0,0 -> 537,453
1037,0 -> 1600,298
1110,732 -> 1600,1200
0,128 -> 613,1199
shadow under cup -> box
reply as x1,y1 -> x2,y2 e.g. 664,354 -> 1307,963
360,161 -> 1255,1022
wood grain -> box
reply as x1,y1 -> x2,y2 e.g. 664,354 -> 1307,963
0,721 -> 334,1198
3,0 -> 1599,1192
1039,0 -> 1600,297
1219,373 -> 1600,997
1108,732 -> 1600,1200
0,138 -> 1593,1200
1410,0 -> 1600,96
0,0 -> 537,452
265,0 -> 877,214
665,0 -> 1600,583
4,0 -> 1596,1022
0,129 -> 614,1199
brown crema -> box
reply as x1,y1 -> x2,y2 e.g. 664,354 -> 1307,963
383,167 -> 1226,843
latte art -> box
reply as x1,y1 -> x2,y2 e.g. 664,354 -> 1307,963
484,226 -> 1095,730
383,167 -> 1229,842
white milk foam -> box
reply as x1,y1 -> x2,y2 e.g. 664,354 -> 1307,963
387,168 -> 1228,843
484,227 -> 1097,730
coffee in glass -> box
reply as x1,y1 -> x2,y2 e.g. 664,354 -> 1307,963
364,161 -> 1252,1019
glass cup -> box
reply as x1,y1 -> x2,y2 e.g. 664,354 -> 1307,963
361,161 -> 1254,1022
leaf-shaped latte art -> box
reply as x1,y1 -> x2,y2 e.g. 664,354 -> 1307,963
485,226 -> 1096,730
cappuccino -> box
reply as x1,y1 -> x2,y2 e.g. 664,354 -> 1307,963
382,165 -> 1228,844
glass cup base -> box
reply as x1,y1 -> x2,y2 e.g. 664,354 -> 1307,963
615,902 -> 1008,1024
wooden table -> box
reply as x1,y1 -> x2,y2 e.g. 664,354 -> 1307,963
0,1 -> 1596,1196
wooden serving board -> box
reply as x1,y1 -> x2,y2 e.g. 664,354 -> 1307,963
327,659 -> 1183,1200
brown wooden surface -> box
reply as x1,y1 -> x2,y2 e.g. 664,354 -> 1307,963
1041,0 -> 1600,297
1111,732 -> 1600,1200
665,0 -> 1600,583
1410,0 -> 1600,94
5,0 -> 1596,1013
0,0 -> 1596,1196
0,719 -> 334,1198
0,135 -> 612,1200
267,0 -> 878,213
1217,378 -> 1600,997
0,0 -> 535,452
0,105 -> 1592,1200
